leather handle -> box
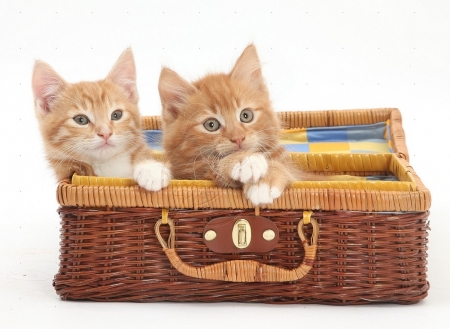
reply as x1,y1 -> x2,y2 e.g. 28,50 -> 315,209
155,216 -> 318,283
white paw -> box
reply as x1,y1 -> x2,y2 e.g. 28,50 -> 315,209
245,183 -> 282,206
133,160 -> 171,191
231,153 -> 268,184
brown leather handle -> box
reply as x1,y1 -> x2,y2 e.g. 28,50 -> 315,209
155,216 -> 318,282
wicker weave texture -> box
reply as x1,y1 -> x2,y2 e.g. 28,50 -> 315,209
155,217 -> 318,282
54,207 -> 429,304
57,153 -> 431,212
54,108 -> 429,304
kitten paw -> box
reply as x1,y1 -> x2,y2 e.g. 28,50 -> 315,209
245,183 -> 282,206
134,160 -> 171,191
231,153 -> 268,184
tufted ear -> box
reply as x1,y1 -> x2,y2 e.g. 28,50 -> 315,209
32,60 -> 67,115
106,48 -> 139,103
158,67 -> 197,123
230,44 -> 265,91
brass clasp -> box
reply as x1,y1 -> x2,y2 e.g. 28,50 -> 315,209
232,219 -> 252,249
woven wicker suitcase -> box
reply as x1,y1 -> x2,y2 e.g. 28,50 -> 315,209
53,108 -> 430,304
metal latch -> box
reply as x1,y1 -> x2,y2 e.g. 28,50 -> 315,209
232,219 -> 252,249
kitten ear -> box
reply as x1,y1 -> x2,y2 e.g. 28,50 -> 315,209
106,48 -> 139,103
230,44 -> 266,91
32,61 -> 67,115
158,68 -> 197,122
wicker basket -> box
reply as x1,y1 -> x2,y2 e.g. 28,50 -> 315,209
53,108 -> 430,304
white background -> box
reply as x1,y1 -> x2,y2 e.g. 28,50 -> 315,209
1,1 -> 449,328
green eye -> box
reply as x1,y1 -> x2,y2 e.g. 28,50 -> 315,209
240,109 -> 253,123
203,118 -> 221,132
111,110 -> 123,121
73,115 -> 90,125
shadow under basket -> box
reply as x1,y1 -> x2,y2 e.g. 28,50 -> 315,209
53,108 -> 431,304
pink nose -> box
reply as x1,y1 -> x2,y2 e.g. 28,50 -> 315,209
231,137 -> 245,148
98,132 -> 112,142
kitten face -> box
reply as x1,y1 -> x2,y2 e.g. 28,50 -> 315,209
176,74 -> 277,158
159,44 -> 281,181
33,49 -> 141,165
39,80 -> 141,162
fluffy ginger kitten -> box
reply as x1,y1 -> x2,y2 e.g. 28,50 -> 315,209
159,44 -> 318,205
32,48 -> 170,191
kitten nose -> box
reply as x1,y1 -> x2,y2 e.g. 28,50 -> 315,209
98,132 -> 112,142
231,136 -> 245,148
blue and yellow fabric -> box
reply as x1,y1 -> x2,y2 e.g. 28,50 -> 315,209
143,120 -> 393,154
280,121 -> 392,153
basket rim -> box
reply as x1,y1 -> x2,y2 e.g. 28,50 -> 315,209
56,108 -> 430,212
71,153 -> 417,191
58,154 -> 430,212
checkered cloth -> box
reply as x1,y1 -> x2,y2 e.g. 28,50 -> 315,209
144,120 -> 393,154
143,121 -> 396,181
281,121 -> 392,153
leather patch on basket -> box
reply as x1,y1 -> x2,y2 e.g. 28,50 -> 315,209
203,216 -> 279,253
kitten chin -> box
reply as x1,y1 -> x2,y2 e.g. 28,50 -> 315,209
159,44 -> 309,205
32,48 -> 171,191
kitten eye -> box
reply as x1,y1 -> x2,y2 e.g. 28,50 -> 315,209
111,110 -> 123,121
240,109 -> 254,123
73,115 -> 90,125
203,118 -> 221,132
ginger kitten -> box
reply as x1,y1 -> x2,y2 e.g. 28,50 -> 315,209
32,48 -> 170,191
159,44 -> 313,205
